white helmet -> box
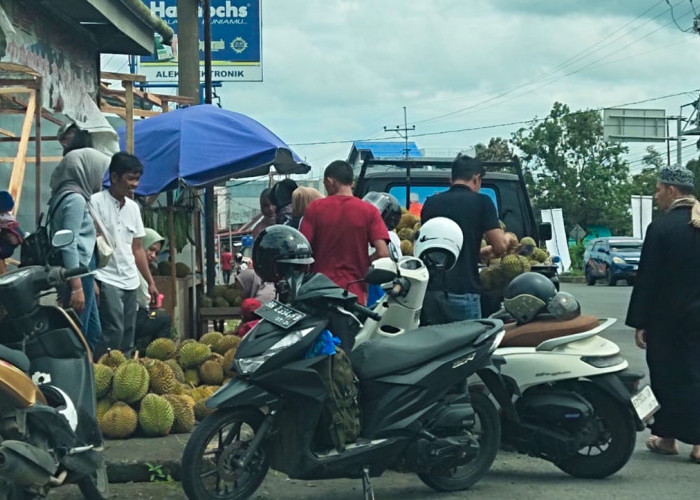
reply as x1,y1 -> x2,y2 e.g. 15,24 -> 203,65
414,217 -> 463,271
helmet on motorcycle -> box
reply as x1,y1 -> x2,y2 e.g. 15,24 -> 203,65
252,225 -> 314,283
40,385 -> 78,431
414,217 -> 463,271
503,272 -> 557,324
362,192 -> 402,231
547,291 -> 581,320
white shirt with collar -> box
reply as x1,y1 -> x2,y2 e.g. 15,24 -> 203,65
91,190 -> 145,290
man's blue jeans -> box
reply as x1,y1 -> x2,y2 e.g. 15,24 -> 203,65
420,290 -> 482,325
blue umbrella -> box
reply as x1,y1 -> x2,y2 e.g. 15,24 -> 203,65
116,104 -> 310,195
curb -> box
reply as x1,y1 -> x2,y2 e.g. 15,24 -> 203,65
558,275 -> 586,284
104,435 -> 188,483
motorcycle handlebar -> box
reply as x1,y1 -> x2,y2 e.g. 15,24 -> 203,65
352,303 -> 382,322
63,266 -> 90,280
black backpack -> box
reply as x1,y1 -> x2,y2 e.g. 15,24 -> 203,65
20,191 -> 76,267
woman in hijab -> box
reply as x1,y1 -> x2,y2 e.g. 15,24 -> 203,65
48,148 -> 111,350
235,263 -> 276,304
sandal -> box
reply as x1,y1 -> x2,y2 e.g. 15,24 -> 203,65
690,454 -> 700,463
646,436 -> 678,456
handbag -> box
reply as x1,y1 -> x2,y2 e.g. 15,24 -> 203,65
20,191 -> 75,267
87,202 -> 115,269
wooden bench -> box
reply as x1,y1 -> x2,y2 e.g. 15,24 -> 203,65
198,306 -> 242,337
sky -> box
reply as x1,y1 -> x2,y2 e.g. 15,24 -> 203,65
104,0 -> 700,177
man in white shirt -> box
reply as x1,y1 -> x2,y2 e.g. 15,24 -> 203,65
92,153 -> 159,357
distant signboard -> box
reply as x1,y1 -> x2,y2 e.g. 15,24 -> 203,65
603,108 -> 666,143
139,0 -> 262,82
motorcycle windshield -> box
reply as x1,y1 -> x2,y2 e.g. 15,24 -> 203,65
294,273 -> 357,303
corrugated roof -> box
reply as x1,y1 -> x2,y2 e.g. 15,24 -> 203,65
349,141 -> 422,163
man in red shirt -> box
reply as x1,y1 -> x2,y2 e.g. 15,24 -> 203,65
300,160 -> 389,304
220,247 -> 233,284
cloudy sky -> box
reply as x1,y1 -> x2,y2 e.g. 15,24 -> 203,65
106,0 -> 700,176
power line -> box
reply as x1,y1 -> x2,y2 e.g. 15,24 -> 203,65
289,89 -> 700,147
667,0 -> 694,30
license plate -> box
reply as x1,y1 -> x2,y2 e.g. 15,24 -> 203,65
254,300 -> 307,329
631,385 -> 659,422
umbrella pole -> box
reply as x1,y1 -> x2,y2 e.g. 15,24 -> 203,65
167,192 -> 177,321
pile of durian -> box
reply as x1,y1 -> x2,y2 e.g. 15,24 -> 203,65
393,209 -> 421,256
93,331 -> 241,439
199,283 -> 244,308
479,228 -> 553,293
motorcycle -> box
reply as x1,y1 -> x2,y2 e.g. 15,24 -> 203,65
0,230 -> 107,499
181,269 -> 505,500
476,309 -> 658,478
355,250 -> 654,479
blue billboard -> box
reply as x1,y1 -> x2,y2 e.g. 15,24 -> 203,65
140,0 -> 262,82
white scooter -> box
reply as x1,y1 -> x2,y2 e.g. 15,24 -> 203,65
354,243 -> 657,479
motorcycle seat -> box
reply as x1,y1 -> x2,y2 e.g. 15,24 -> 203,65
500,315 -> 599,348
350,320 -> 498,379
0,344 -> 30,373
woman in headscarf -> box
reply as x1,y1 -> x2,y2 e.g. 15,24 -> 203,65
235,262 -> 276,304
48,148 -> 111,350
289,186 -> 324,229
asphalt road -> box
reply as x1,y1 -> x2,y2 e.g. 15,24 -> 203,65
51,283 -> 699,499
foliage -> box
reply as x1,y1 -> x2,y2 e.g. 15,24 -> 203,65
685,158 -> 700,198
629,146 -> 662,198
146,463 -> 173,483
568,241 -> 587,271
475,137 -> 513,161
512,102 -> 631,234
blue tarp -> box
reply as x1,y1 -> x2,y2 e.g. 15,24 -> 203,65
116,104 -> 310,196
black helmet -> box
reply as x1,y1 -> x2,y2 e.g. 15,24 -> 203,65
503,272 -> 557,324
252,225 -> 314,283
362,191 -> 402,231
547,291 -> 581,320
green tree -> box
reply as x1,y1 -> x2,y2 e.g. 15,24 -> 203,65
512,102 -> 631,234
474,137 -> 513,161
629,146 -> 663,197
685,157 -> 700,198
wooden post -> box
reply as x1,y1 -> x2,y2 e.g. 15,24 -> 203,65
167,192 -> 177,314
34,84 -> 42,224
124,80 -> 135,154
8,90 -> 36,215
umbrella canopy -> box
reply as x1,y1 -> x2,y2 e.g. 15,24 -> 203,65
117,104 -> 310,195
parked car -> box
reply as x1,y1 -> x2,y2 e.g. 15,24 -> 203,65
584,237 -> 643,286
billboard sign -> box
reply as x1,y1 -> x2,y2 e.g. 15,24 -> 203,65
603,108 -> 666,143
139,0 -> 262,82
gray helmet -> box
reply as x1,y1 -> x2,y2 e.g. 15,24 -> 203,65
503,272 -> 557,324
547,291 -> 581,320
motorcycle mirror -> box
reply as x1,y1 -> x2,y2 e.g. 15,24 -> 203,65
365,267 -> 397,286
52,230 -> 74,248
388,242 -> 401,263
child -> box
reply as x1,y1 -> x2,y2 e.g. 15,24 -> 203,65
233,298 -> 261,338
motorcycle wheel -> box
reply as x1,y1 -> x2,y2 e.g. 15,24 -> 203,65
555,385 -> 636,479
77,460 -> 109,499
417,391 -> 501,492
181,409 -> 269,500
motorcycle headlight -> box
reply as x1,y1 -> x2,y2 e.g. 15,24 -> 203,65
612,256 -> 626,264
234,327 -> 315,375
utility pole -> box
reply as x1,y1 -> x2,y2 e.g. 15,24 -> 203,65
177,0 -> 199,101
384,107 -> 415,209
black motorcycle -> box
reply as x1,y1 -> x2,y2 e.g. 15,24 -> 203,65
0,230 -> 106,499
182,270 -> 506,499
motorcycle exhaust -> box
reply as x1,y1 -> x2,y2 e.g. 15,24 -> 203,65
0,440 -> 57,487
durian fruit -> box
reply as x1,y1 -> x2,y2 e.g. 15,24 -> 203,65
500,254 -> 532,279
96,398 -> 114,424
520,236 -> 537,247
199,332 -> 224,347
209,353 -> 225,365
222,348 -> 237,378
138,394 -> 175,437
145,338 -> 177,361
532,248 -> 549,263
199,360 -> 224,385
214,297 -> 230,308
163,394 -> 195,434
210,285 -> 227,299
175,262 -> 191,278
94,364 -> 114,399
178,342 -> 212,369
413,222 -> 421,231
100,402 -> 138,439
400,240 -> 414,256
184,369 -> 200,387
157,261 -> 172,277
98,350 -> 126,369
112,361 -> 150,404
480,267 -> 508,291
214,335 -> 240,356
397,213 -> 419,231
223,288 -> 242,307
200,296 -> 213,308
165,359 -> 186,383
193,386 -> 219,421
397,228 -> 415,242
144,359 -> 178,395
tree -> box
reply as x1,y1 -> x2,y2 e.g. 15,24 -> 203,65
629,146 -> 663,197
474,137 -> 513,161
512,102 -> 631,234
685,157 -> 700,198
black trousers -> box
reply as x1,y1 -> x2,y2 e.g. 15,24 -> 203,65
135,308 -> 172,344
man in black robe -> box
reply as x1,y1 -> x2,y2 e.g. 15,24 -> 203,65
626,165 -> 700,461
